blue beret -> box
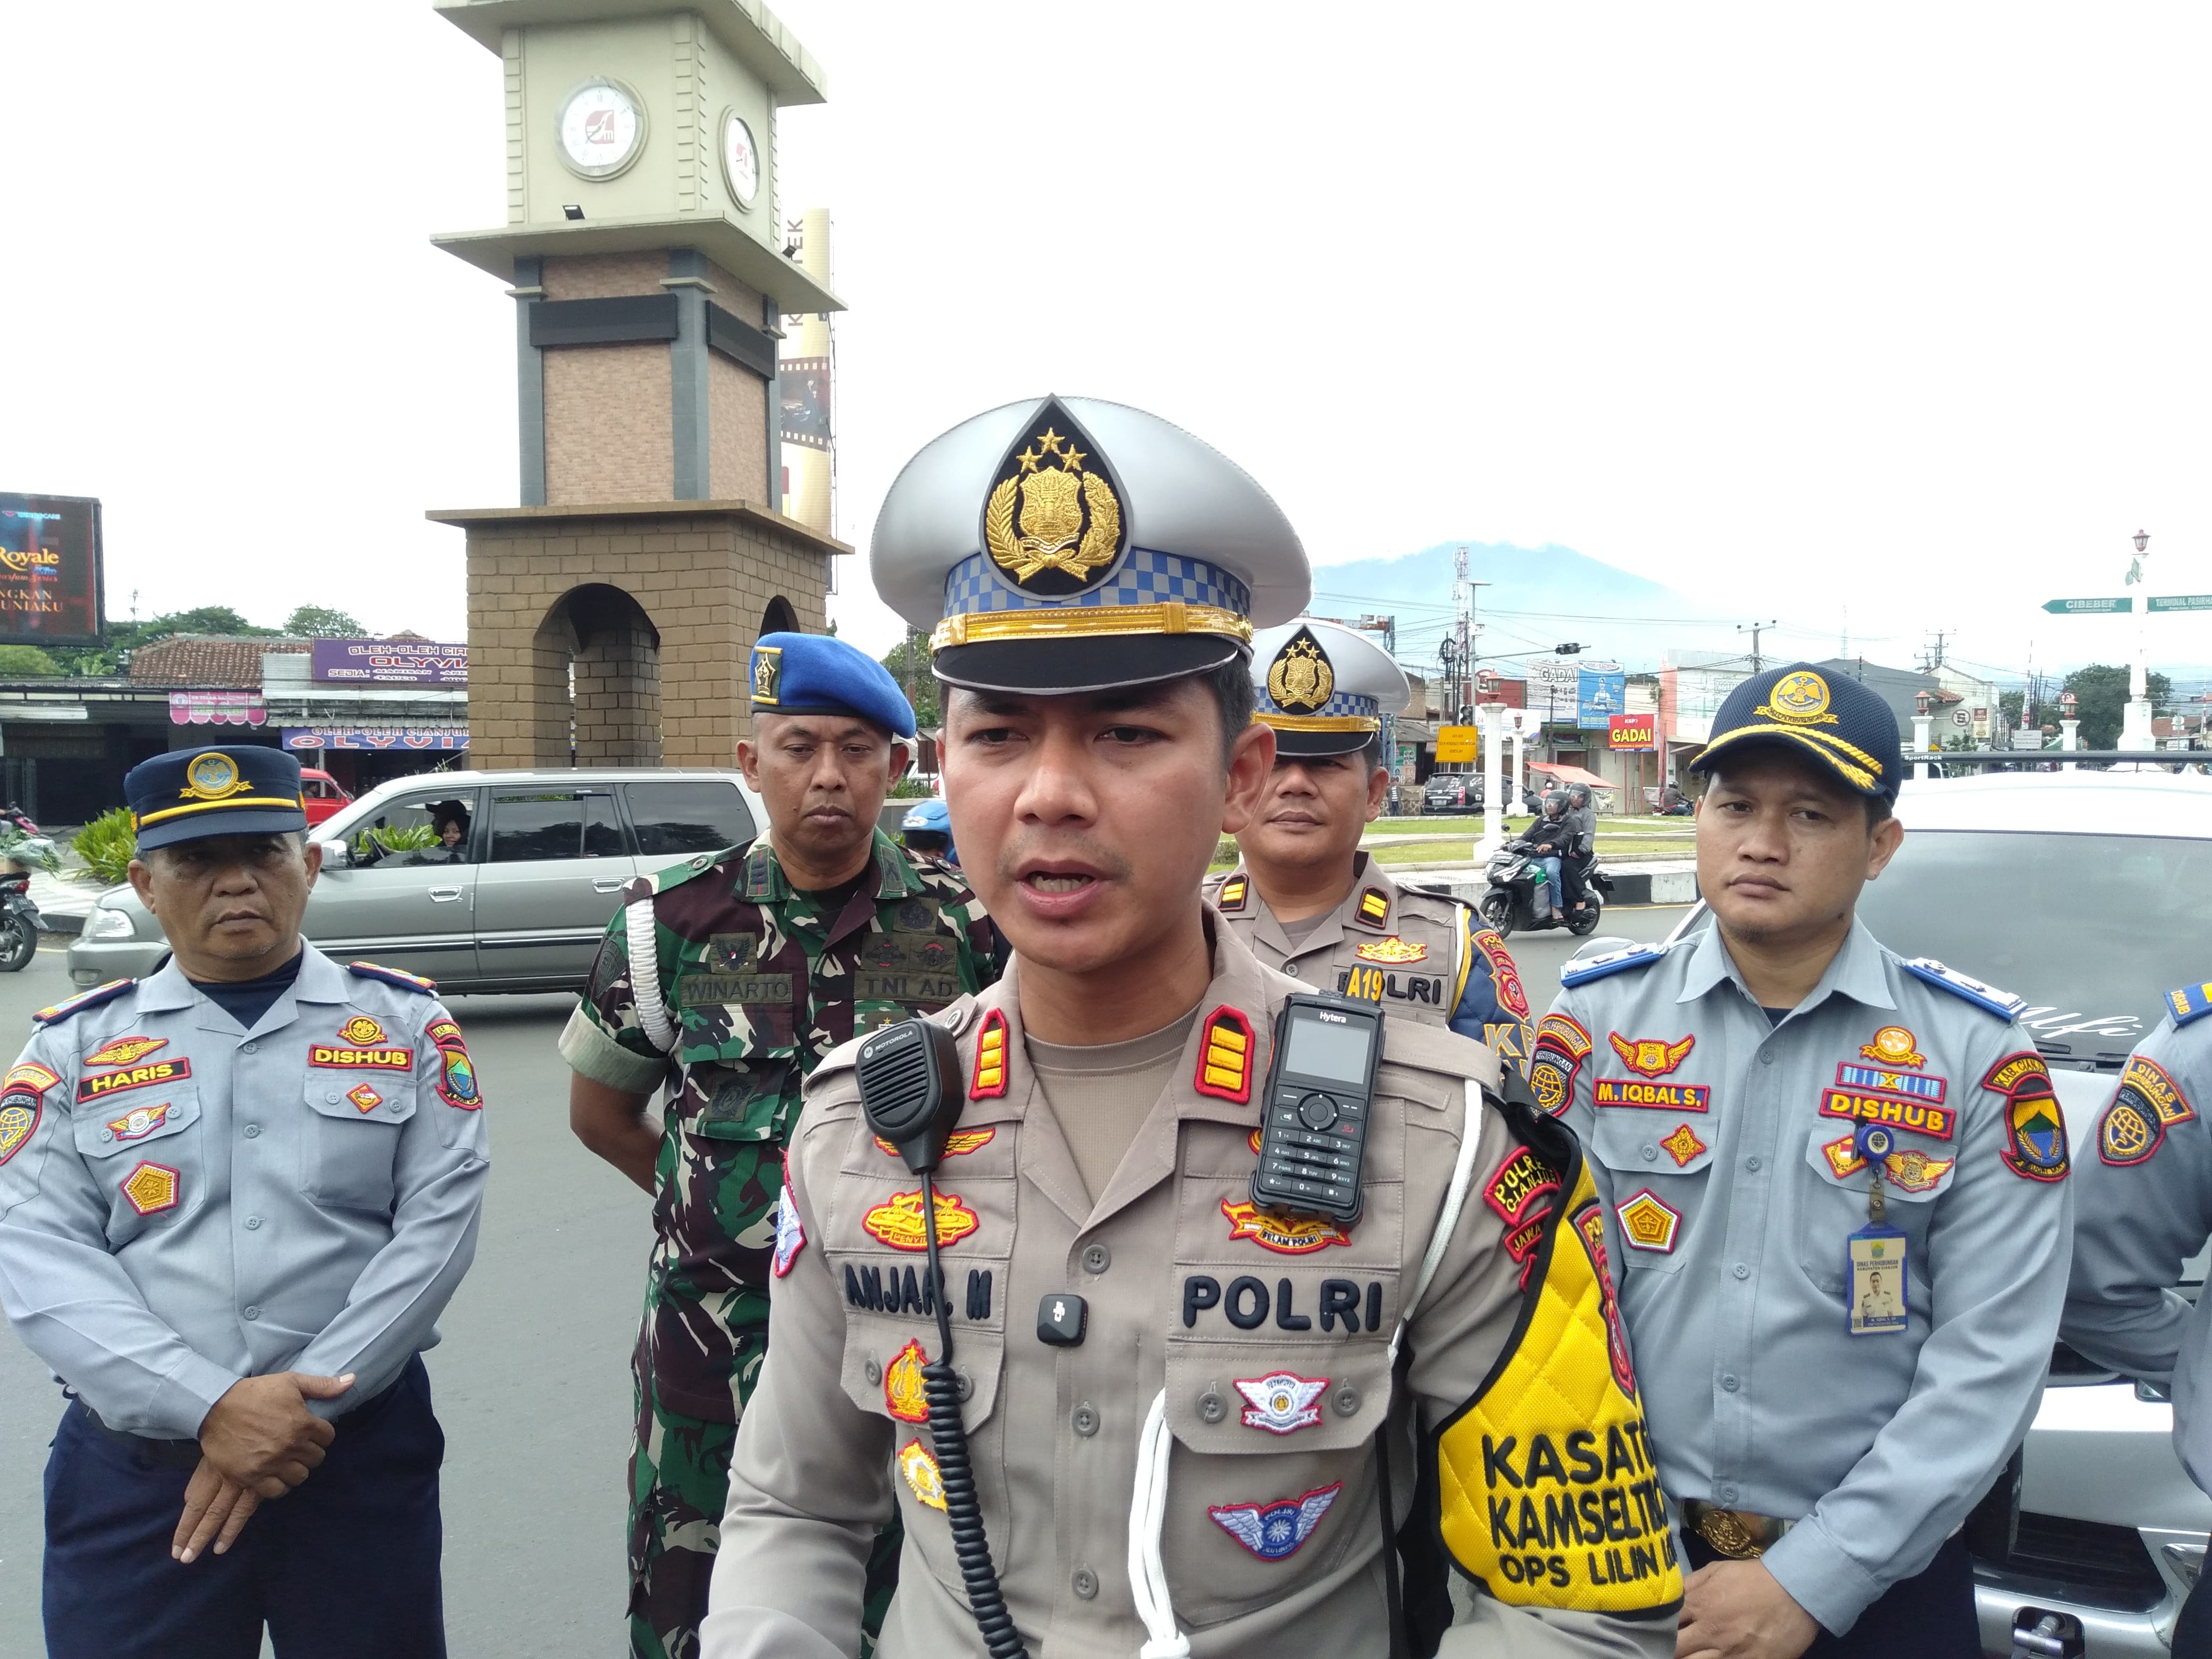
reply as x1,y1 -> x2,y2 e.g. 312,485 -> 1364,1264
1690,664 -> 1903,801
127,747 -> 308,850
749,632 -> 916,739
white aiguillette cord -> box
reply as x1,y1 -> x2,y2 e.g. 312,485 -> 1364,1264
1124,1078 -> 1488,1658
624,886 -> 676,1053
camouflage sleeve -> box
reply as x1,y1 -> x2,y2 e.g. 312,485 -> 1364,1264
951,891 -> 1008,990
558,907 -> 674,1095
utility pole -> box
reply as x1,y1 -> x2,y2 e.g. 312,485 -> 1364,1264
1453,546 -> 1471,723
1737,619 -> 1778,675
1918,631 -> 1949,674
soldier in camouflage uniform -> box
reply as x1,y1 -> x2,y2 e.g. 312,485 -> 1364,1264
562,634 -> 1002,1659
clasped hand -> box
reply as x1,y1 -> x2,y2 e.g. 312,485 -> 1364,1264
172,1370 -> 354,1564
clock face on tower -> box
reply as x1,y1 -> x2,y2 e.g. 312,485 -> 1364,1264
722,111 -> 760,210
556,79 -> 646,180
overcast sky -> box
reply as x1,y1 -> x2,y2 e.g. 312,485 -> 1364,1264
6,3 -> 2208,685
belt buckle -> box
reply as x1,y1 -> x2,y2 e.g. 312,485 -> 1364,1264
1688,1502 -> 1774,1560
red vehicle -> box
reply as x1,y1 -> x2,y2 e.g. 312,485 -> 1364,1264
301,768 -> 354,826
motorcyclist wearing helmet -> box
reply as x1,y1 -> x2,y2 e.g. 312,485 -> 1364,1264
898,795 -> 957,869
1562,782 -> 1598,916
1526,792 -> 1571,922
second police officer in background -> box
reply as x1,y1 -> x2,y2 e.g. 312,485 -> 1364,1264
705,396 -> 1681,1658
1207,617 -> 1537,1068
2062,980 -> 2212,1657
562,634 -> 1003,1659
0,746 -> 488,1656
1547,666 -> 2072,1659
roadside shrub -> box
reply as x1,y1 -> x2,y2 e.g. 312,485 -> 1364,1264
72,808 -> 137,885
889,776 -> 935,799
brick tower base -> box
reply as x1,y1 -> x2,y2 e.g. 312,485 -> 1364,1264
430,500 -> 847,770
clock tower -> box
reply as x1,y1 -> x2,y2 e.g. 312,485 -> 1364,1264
426,0 -> 849,770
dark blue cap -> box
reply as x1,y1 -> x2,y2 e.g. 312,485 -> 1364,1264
749,632 -> 916,739
1690,664 -> 1903,801
127,747 -> 308,851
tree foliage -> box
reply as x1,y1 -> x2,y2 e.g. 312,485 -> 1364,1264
0,646 -> 63,677
878,633 -> 940,730
284,605 -> 365,638
2062,663 -> 2172,750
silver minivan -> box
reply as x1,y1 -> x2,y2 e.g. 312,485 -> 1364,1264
66,768 -> 763,994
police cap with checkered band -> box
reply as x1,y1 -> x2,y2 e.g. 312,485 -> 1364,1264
871,395 -> 1311,694
1249,617 -> 1410,758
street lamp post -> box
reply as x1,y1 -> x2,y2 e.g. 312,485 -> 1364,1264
2121,530 -> 2155,753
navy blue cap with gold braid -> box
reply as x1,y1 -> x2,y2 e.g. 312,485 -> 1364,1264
125,747 -> 308,851
749,632 -> 916,740
1688,663 -> 1903,802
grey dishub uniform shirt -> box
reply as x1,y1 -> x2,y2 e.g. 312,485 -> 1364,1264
2060,996 -> 2212,1491
0,946 -> 489,1438
1552,920 -> 2072,1636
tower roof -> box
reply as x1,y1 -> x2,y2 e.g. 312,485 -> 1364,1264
435,0 -> 827,105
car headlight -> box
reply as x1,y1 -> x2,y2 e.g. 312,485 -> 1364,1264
85,907 -> 137,940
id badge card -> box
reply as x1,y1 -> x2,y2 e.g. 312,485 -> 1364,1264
1847,1225 -> 1909,1336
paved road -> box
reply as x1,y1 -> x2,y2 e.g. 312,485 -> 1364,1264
0,904 -> 1692,1654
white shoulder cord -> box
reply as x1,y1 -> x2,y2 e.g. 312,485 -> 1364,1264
1125,1077 -> 1489,1657
623,889 -> 676,1054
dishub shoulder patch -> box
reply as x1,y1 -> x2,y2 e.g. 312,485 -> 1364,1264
33,979 -> 136,1026
1559,943 -> 1668,989
2166,981 -> 2212,1029
1901,957 -> 2024,1020
348,962 -> 437,996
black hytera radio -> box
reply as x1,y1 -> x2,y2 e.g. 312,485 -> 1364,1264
1250,992 -> 1385,1227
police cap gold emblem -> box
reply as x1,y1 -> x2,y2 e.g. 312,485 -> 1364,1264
1249,616 -> 1409,757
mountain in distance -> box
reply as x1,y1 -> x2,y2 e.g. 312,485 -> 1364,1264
1308,540 -> 1742,675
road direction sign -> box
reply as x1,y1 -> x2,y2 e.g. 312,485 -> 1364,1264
2148,594 -> 2212,613
2041,596 -> 2131,615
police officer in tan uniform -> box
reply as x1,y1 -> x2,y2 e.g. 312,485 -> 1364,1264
1209,618 -> 1535,1069
702,397 -> 1681,1659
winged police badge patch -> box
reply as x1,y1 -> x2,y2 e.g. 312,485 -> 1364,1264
1208,1482 -> 1341,1561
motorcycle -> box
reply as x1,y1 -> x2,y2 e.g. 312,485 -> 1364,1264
1478,836 -> 1612,940
0,870 -> 42,972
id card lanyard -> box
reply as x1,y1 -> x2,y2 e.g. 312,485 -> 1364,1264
1848,1123 -> 1909,1336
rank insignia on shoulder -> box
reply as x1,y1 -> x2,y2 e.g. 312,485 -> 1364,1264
1616,1188 -> 1682,1253
1902,958 -> 2024,1019
884,1338 -> 928,1422
1660,1123 -> 1707,1166
1609,1032 -> 1694,1078
1216,873 -> 1248,913
1356,935 -> 1427,965
1208,1482 -> 1341,1560
970,1008 -> 1008,1100
34,979 -> 135,1026
1195,1006 -> 1255,1103
346,962 -> 436,996
84,1035 -> 165,1068
1356,888 -> 1390,928
897,1439 -> 948,1511
1559,944 -> 1666,988
772,1179 -> 806,1278
2168,981 -> 2212,1027
120,1160 -> 180,1217
1234,1371 -> 1327,1435
863,1189 -> 979,1252
1859,1026 -> 1926,1068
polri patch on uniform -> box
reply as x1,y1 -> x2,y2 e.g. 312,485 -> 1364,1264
84,1036 -> 165,1068
772,1179 -> 806,1278
1194,1006 -> 1255,1103
78,1059 -> 192,1102
970,1008 -> 1009,1099
1616,1190 -> 1680,1253
1575,1203 -> 1636,1397
898,1439 -> 947,1511
1208,1482 -> 1341,1561
1234,1372 -> 1327,1435
884,1338 -> 928,1422
1607,1033 -> 1694,1078
862,1189 -> 979,1252
1474,927 -> 1531,1019
1220,1197 -> 1351,1254
0,1093 -> 40,1167
106,1102 -> 172,1143
121,1161 -> 180,1216
1485,1147 -> 1561,1227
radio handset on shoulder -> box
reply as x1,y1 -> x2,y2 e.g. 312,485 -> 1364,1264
855,1019 -> 1028,1659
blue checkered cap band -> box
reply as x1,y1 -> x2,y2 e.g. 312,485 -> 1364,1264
1256,690 -> 1380,719
942,548 -> 1252,618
